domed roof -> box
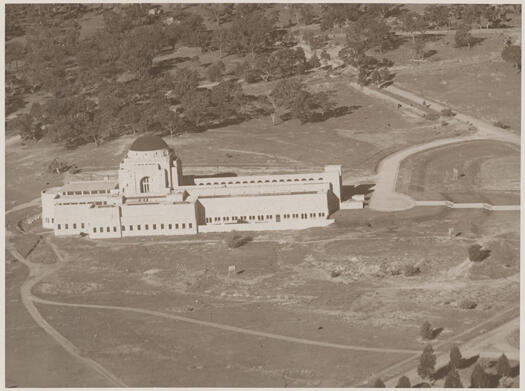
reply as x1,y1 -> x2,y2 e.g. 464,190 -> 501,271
129,134 -> 169,152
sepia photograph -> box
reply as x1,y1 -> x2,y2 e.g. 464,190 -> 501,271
3,1 -> 521,388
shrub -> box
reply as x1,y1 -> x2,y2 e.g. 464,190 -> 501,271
206,61 -> 225,82
395,376 -> 411,388
373,378 -> 386,387
441,108 -> 456,117
47,158 -> 73,174
330,270 -> 341,278
420,321 -> 433,340
227,235 -> 253,248
424,112 -> 440,121
468,244 -> 491,262
243,69 -> 261,84
459,299 -> 477,310
404,264 -> 420,277
493,120 -> 511,129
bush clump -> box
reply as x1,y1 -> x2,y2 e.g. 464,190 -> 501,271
424,112 -> 440,121
227,234 -> 253,248
404,264 -> 421,277
441,108 -> 456,117
468,244 -> 491,263
459,299 -> 477,310
493,120 -> 511,129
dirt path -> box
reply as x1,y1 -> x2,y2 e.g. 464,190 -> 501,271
5,202 -> 127,387
348,83 -> 520,212
355,304 -> 520,387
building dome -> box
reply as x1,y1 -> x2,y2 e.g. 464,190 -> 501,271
129,134 -> 169,152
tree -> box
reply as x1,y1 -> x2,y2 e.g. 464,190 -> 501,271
449,345 -> 463,369
227,10 -> 276,58
256,47 -> 307,82
496,354 -> 511,377
170,68 -> 200,101
424,5 -> 451,30
291,90 -> 336,123
206,61 -> 226,82
291,4 -> 315,25
413,37 -> 426,60
268,78 -> 303,125
502,45 -> 521,71
420,321 -> 433,340
320,4 -> 362,31
395,376 -> 411,388
470,364 -> 489,388
455,24 -> 475,48
181,89 -> 210,129
209,80 -> 245,121
444,367 -> 463,388
5,41 -> 25,72
417,344 -> 436,379
401,11 -> 427,45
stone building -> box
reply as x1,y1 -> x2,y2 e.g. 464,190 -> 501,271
42,135 -> 342,239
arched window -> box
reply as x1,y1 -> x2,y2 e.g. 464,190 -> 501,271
140,177 -> 150,193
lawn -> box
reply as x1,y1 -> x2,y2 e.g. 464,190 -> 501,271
396,140 -> 520,205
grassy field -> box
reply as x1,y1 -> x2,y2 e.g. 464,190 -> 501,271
390,29 -> 521,132
396,140 -> 520,204
24,205 -> 518,386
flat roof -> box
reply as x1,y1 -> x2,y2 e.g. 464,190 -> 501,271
61,180 -> 118,193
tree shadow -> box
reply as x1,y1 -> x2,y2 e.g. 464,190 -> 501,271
304,104 -> 362,123
431,327 -> 444,339
458,354 -> 480,370
423,49 -> 438,59
510,364 -> 519,378
471,36 -> 486,47
430,363 -> 450,381
412,382 -> 431,388
151,56 -> 193,75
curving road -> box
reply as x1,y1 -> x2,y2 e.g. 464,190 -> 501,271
349,83 -> 521,212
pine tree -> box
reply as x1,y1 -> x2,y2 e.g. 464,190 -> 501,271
449,345 -> 462,369
395,375 -> 411,388
417,344 -> 436,379
470,364 -> 488,388
496,353 -> 511,377
444,367 -> 463,388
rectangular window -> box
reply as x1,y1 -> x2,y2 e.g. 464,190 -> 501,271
73,223 -> 76,229
75,191 -> 81,195
65,224 -> 68,229
52,218 -> 54,223
145,224 -> 149,230
182,223 -> 186,229
81,223 -> 85,229
83,191 -> 89,195
93,227 -> 97,233
168,224 -> 172,229
122,225 -> 125,231
153,224 -> 156,230
100,227 -> 103,232
91,190 -> 98,194
130,225 -> 133,231
106,227 -> 110,232
189,223 -> 192,228
137,225 -> 141,230
175,224 -> 179,229
160,224 -> 164,229
113,226 -> 117,232
57,224 -> 61,230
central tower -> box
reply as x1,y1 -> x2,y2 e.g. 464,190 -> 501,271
118,135 -> 183,196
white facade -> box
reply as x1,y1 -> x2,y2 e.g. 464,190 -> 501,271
41,135 -> 342,239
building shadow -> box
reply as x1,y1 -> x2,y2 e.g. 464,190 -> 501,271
341,183 -> 375,202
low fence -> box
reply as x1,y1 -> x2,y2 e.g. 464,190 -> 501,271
414,200 -> 519,211
198,219 -> 334,233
